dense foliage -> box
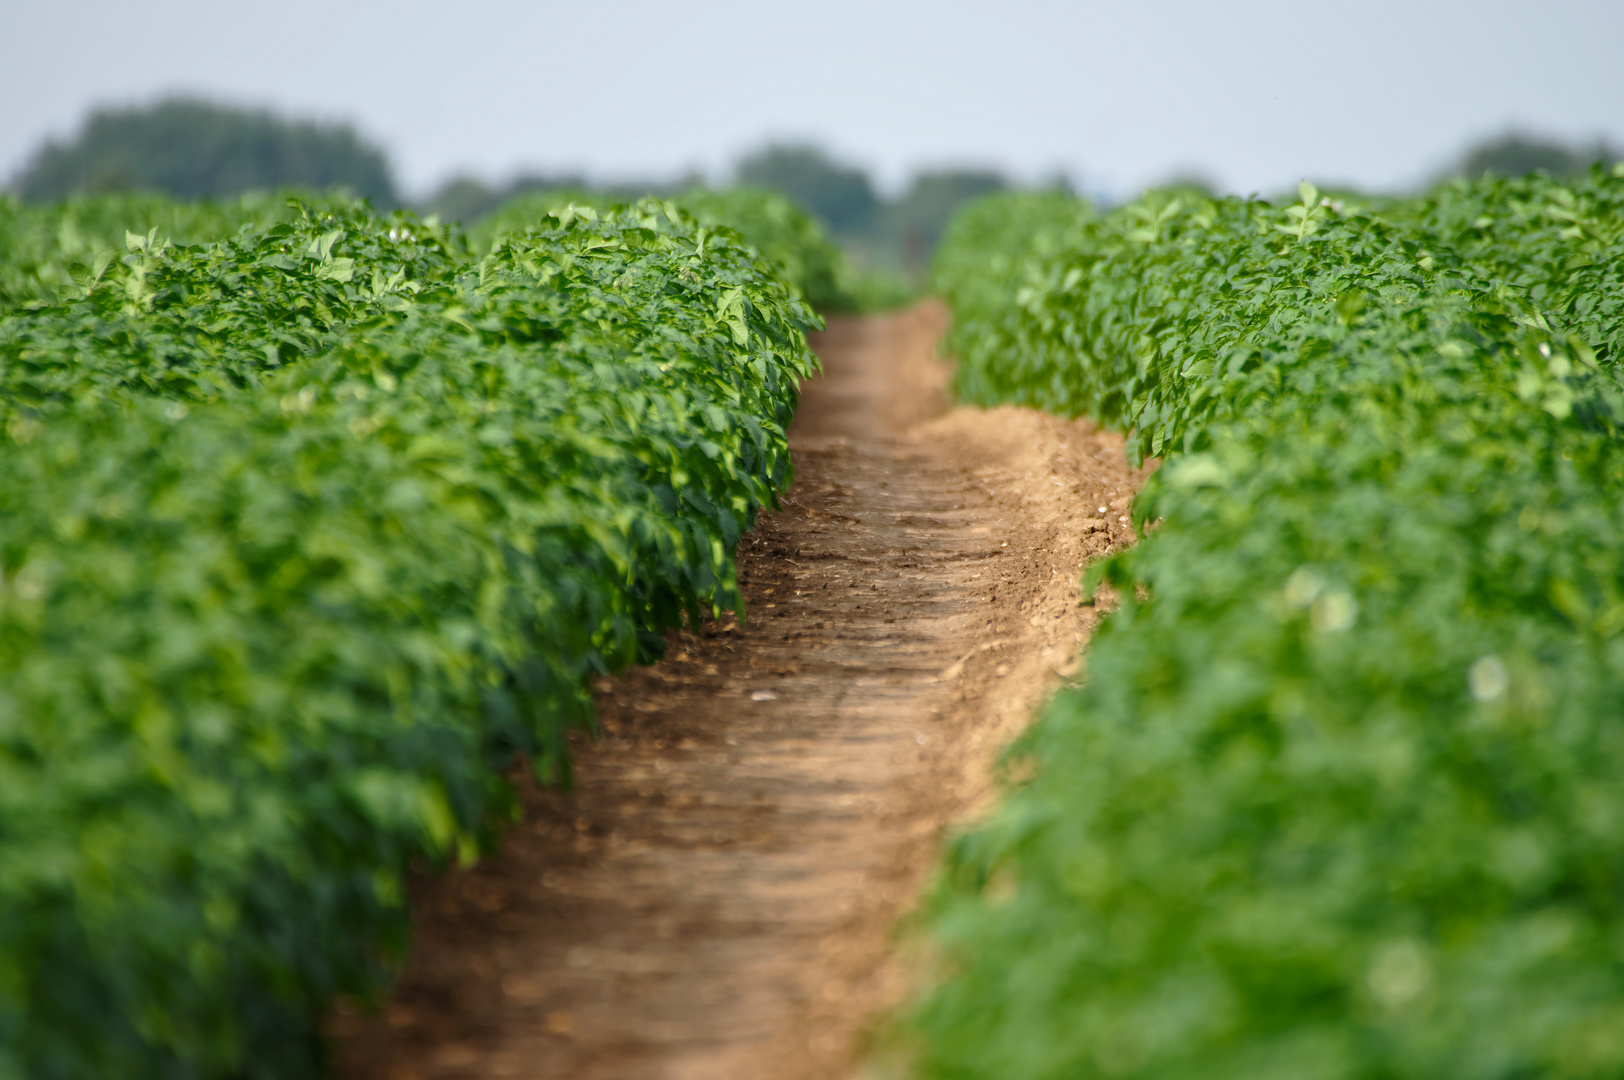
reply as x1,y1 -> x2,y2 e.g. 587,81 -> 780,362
0,197 -> 819,1079
916,169 -> 1624,1078
0,191 -> 324,312
14,97 -> 396,205
673,188 -> 853,311
931,189 -> 1095,402
470,186 -> 855,311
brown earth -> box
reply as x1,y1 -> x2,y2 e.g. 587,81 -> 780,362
331,302 -> 1149,1080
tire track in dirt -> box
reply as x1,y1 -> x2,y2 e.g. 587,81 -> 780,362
332,302 -> 1148,1080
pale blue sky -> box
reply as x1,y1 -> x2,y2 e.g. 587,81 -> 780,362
4,0 -> 1621,199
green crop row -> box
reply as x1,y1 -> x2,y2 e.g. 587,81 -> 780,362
0,185 -> 864,316
0,191 -> 324,313
913,171 -> 1624,1079
475,186 -> 864,312
0,197 -> 818,1079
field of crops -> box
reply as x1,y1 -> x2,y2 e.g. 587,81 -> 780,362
0,189 -> 835,1079
912,171 -> 1624,1077
12,158 -> 1624,1080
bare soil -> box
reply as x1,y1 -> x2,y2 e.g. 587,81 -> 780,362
331,302 -> 1148,1080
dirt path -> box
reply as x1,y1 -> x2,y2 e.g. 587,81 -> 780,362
331,303 -> 1147,1080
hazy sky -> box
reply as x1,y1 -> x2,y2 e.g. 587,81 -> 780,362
4,0 -> 1622,199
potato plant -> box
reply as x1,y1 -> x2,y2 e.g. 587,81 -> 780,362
0,197 -> 819,1079
916,171 -> 1624,1080
0,191 -> 333,313
471,186 -> 854,311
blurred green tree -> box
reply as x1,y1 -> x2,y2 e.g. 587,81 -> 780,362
14,98 -> 397,205
419,176 -> 506,223
735,144 -> 878,235
882,168 -> 1007,270
1451,131 -> 1617,179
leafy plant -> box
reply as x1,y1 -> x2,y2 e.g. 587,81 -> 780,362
0,190 -> 316,312
0,197 -> 819,1079
472,186 -> 857,311
674,187 -> 853,311
913,170 -> 1624,1079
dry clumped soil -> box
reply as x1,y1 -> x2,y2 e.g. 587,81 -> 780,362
332,302 -> 1149,1079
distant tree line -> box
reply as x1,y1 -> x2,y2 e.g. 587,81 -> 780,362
13,98 -> 397,206
1447,131 -> 1619,182
731,144 -> 1008,272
